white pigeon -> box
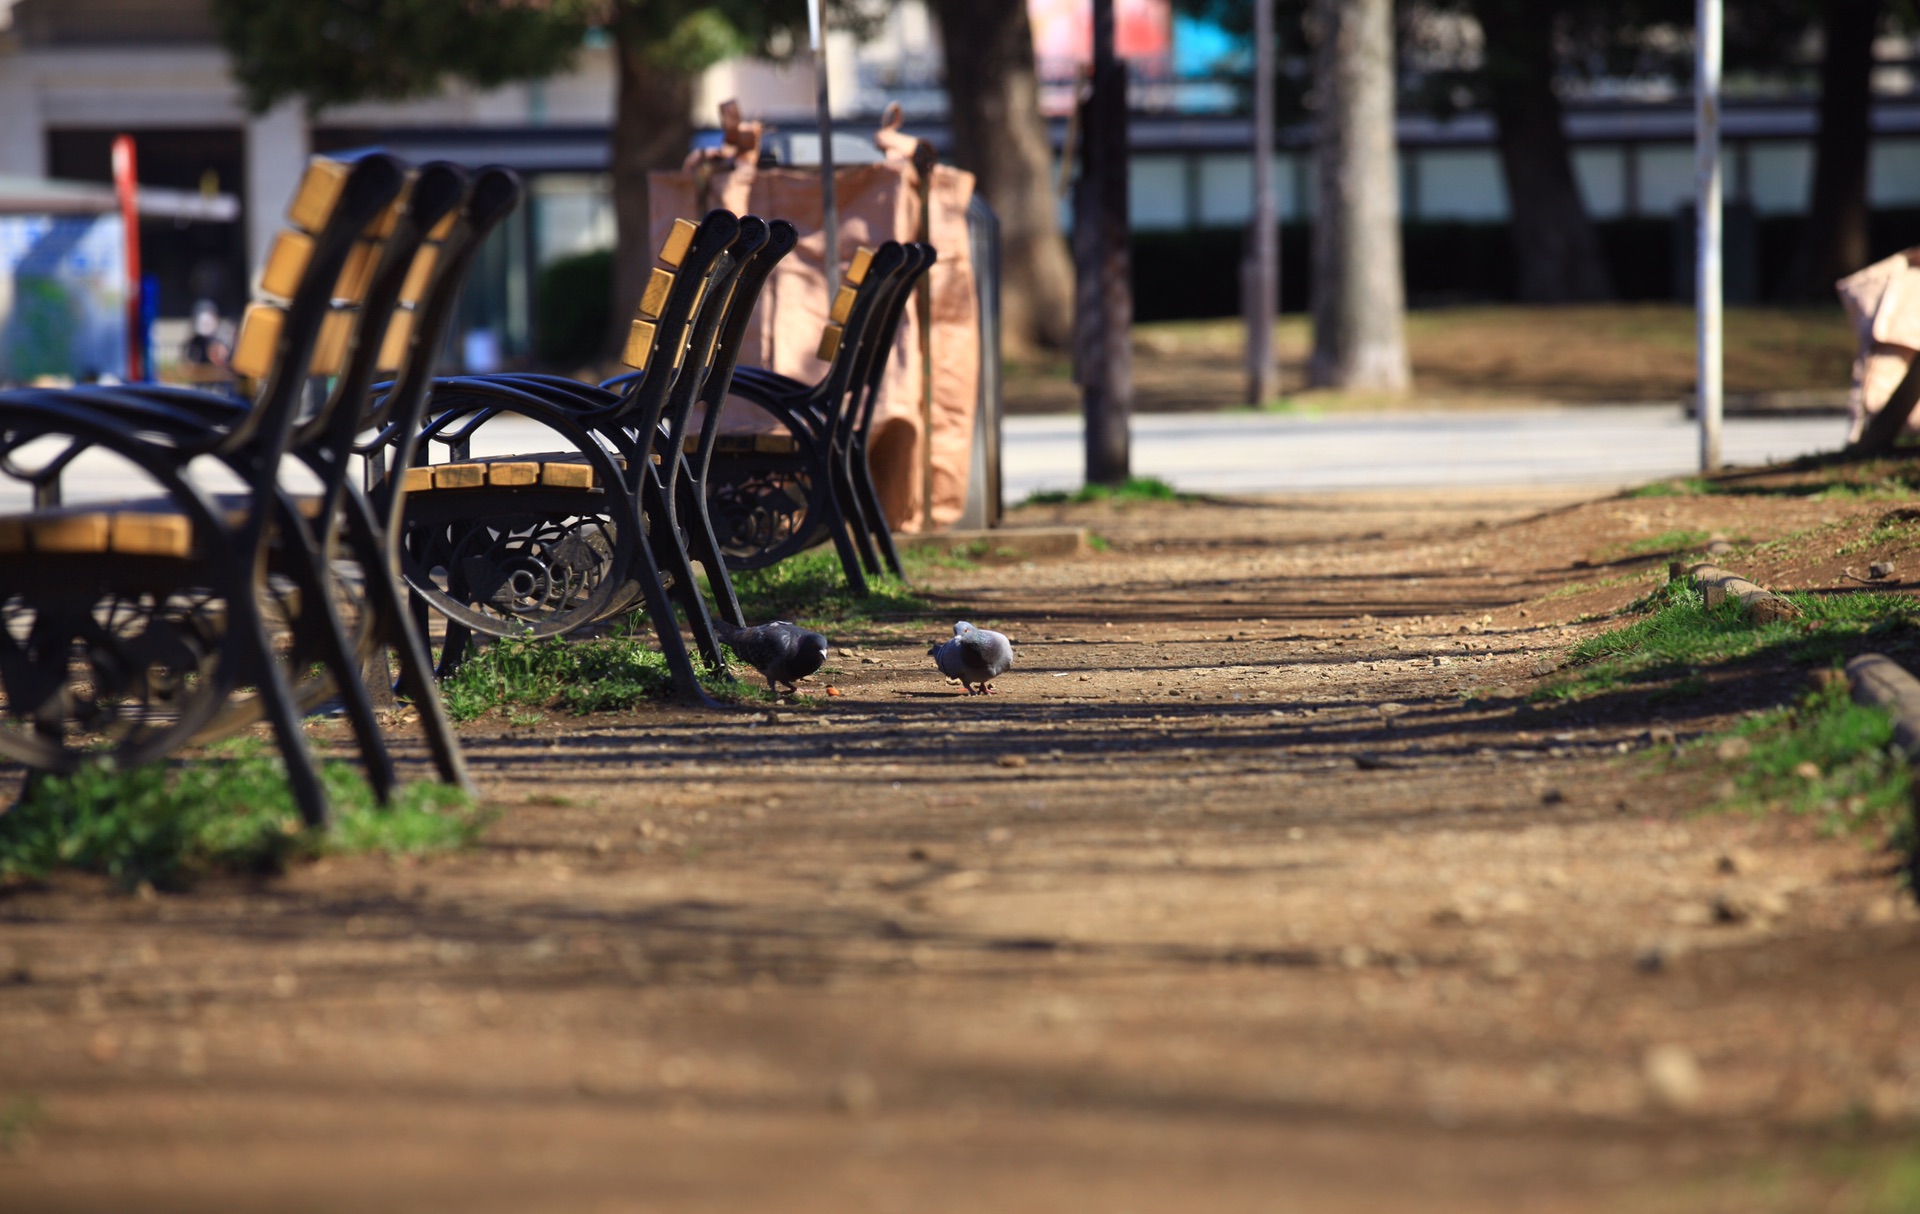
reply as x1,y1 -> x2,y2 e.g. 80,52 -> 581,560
928,620 -> 1013,695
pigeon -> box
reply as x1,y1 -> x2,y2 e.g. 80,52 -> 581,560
713,616 -> 830,694
928,620 -> 1013,695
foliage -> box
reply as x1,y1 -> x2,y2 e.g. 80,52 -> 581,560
211,0 -> 887,115
1704,679 -> 1913,848
1541,579 -> 1920,700
536,249 -> 614,369
209,0 -> 590,114
0,744 -> 482,891
729,549 -> 929,630
1020,476 -> 1183,507
439,628 -> 737,720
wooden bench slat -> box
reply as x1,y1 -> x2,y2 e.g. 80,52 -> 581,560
377,308 -> 413,372
401,466 -> 434,494
230,303 -> 286,380
638,267 -> 675,320
433,464 -> 487,490
487,462 -> 540,487
309,309 -> 355,377
817,322 -> 844,363
259,229 -> 315,300
28,513 -> 110,553
846,245 -> 875,286
400,245 -> 439,305
623,319 -> 655,371
286,157 -> 352,234
334,239 -> 380,304
0,517 -> 25,554
109,512 -> 194,558
659,217 -> 697,268
539,462 -> 595,489
830,284 -> 857,324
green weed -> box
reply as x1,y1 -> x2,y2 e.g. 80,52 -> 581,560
1541,579 -> 1920,701
1837,507 -> 1920,557
1625,478 -> 1716,498
0,1094 -> 45,1152
729,549 -> 929,628
440,632 -> 738,720
0,742 -> 483,891
1020,476 -> 1183,507
1702,680 -> 1912,845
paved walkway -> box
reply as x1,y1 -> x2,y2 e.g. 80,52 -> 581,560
1001,405 -> 1847,500
4,403 -> 1848,513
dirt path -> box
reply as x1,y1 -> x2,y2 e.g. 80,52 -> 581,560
3,486 -> 1918,1212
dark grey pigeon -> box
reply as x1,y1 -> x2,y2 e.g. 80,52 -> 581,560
714,616 -> 830,694
928,620 -> 1013,695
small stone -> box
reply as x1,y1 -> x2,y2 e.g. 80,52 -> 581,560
1643,1044 -> 1704,1110
1714,736 -> 1752,762
1530,659 -> 1559,677
997,754 -> 1027,769
1870,561 -> 1896,580
1540,788 -> 1566,806
1793,760 -> 1821,780
1647,726 -> 1678,746
833,1071 -> 880,1116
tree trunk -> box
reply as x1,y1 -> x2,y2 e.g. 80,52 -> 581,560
1782,0 -> 1880,300
931,0 -> 1076,355
1308,0 -> 1409,392
1475,0 -> 1613,303
608,24 -> 695,357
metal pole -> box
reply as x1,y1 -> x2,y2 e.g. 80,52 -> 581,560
1696,0 -> 1723,472
111,134 -> 143,382
809,0 -> 838,294
1247,0 -> 1278,406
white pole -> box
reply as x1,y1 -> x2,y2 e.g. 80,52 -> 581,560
1247,0 -> 1278,406
1696,0 -> 1722,472
809,0 -> 839,297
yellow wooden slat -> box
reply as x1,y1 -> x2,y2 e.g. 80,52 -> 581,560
109,512 -> 194,558
29,513 -> 110,553
487,462 -> 540,487
376,307 -> 413,372
0,516 -> 25,554
623,319 -> 655,371
659,217 -> 697,268
258,229 -> 314,299
367,191 -> 404,239
638,267 -> 675,320
539,463 -> 594,489
286,157 -> 351,233
427,210 -> 458,241
846,246 -> 875,285
400,244 -> 439,305
229,303 -> 286,380
755,433 -> 800,454
829,284 -> 858,324
308,309 -> 354,377
816,322 -> 844,363
400,466 -> 434,494
334,239 -> 380,304
433,464 -> 486,490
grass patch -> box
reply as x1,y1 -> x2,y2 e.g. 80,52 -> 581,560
1537,571 -> 1661,602
730,548 -> 930,629
1624,478 -> 1716,499
1700,680 -> 1913,847
1616,528 -> 1714,558
1020,476 -> 1183,507
440,631 -> 738,720
0,1094 -> 45,1152
1837,507 -> 1920,557
0,742 -> 483,892
1540,579 -> 1920,701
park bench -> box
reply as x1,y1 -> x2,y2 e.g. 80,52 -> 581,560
700,239 -> 936,592
0,153 -> 520,825
381,209 -> 793,701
